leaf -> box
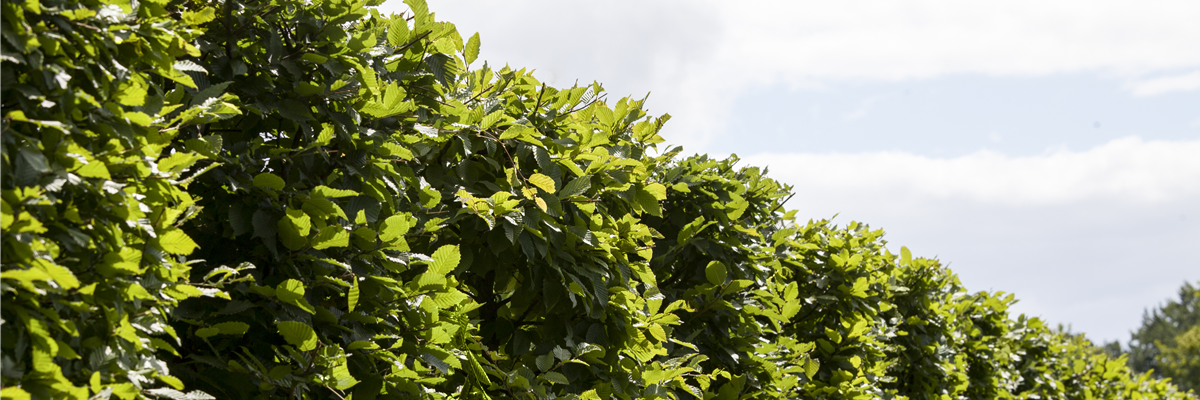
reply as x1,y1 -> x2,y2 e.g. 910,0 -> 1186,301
542,371 -> 569,385
528,173 -> 556,193
276,321 -> 318,351
276,279 -> 316,314
214,322 -> 249,336
39,262 -> 79,290
536,353 -> 554,372
158,228 -> 199,255
804,358 -> 820,379
195,327 -> 219,339
379,214 -> 414,243
181,7 -> 216,25
705,261 -> 727,285
253,172 -> 285,191
428,245 -> 460,275
388,17 -> 410,47
464,32 -> 480,65
145,388 -> 215,400
348,280 -> 360,313
643,182 -> 667,200
315,124 -> 334,146
0,387 -> 32,400
312,227 -> 349,250
559,175 -> 592,197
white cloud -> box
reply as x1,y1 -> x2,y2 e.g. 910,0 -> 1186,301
738,137 -> 1200,343
407,0 -> 1200,149
743,137 -> 1200,207
1127,71 -> 1200,97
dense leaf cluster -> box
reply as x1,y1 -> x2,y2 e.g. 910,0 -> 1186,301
1,0 -> 1195,398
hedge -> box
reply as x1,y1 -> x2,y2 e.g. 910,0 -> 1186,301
1,0 -> 1194,398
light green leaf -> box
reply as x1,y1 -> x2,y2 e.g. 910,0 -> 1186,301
528,173 -> 556,193
643,182 -> 667,200
379,214 -> 414,244
348,280 -> 360,313
158,228 -> 199,255
480,110 -> 505,130
38,262 -> 79,290
313,185 -> 358,198
277,279 -> 316,314
284,208 -> 312,236
313,227 -> 349,250
315,124 -> 334,146
276,321 -> 318,351
0,387 -> 32,400
181,7 -> 216,25
705,261 -> 727,285
464,32 -> 481,65
388,17 -> 410,47
428,245 -> 460,275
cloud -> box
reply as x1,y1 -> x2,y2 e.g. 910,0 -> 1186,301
742,137 -> 1200,207
1127,71 -> 1200,97
738,137 -> 1200,343
410,0 -> 1200,149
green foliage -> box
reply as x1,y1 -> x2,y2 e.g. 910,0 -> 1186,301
1,0 -> 220,397
1111,281 -> 1200,393
2,0 -> 1196,399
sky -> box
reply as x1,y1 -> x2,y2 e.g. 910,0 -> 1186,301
382,0 -> 1200,344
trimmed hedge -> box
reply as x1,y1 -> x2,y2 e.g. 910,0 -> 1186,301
1,0 -> 1195,398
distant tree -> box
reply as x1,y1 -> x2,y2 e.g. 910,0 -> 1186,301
1124,281 -> 1200,392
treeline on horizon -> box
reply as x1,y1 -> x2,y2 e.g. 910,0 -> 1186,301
0,0 -> 1196,398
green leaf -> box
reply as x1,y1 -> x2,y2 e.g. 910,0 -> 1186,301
276,279 -> 317,314
464,32 -> 480,65
559,175 -> 592,197
196,327 -> 219,339
39,262 -> 79,290
0,387 -> 32,400
348,280 -> 360,313
276,321 -> 318,351
313,227 -> 349,249
528,173 -> 556,193
315,124 -> 334,146
428,245 -> 460,275
253,172 -> 285,191
214,322 -> 249,336
313,185 -> 359,198
705,261 -> 727,285
379,214 -> 415,243
181,7 -> 216,25
804,358 -> 820,379
542,371 -> 569,385
158,228 -> 199,255
643,182 -> 667,200
536,353 -> 554,372
388,17 -> 410,47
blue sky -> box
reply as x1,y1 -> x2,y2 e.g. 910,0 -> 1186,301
388,0 -> 1200,343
